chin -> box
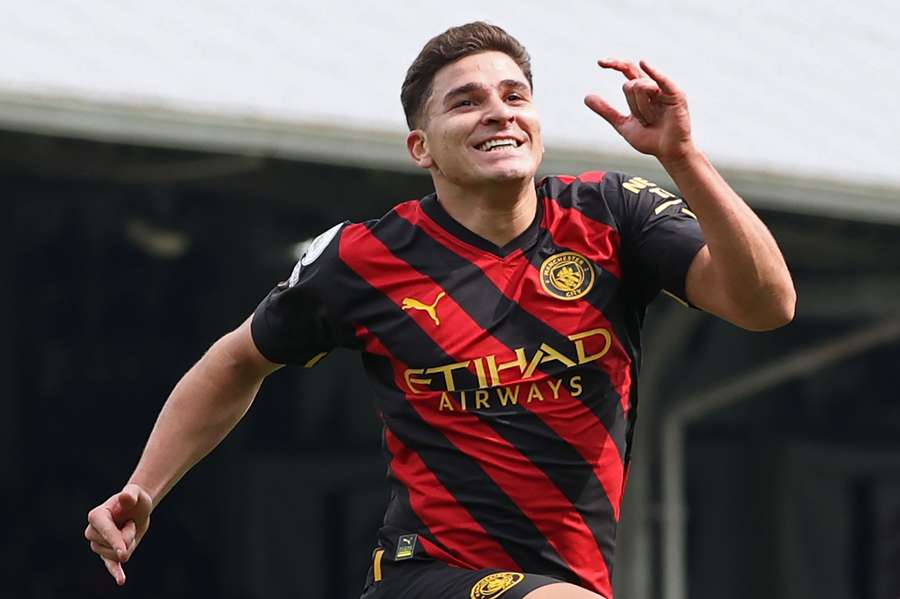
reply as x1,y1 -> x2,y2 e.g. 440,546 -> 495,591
487,165 -> 537,183
478,159 -> 538,181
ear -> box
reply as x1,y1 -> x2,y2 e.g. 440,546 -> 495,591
406,129 -> 434,169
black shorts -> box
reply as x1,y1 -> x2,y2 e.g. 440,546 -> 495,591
359,550 -> 562,599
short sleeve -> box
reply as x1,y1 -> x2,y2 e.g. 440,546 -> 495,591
610,173 -> 706,305
251,222 -> 347,366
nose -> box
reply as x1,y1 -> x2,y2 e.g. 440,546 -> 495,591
481,93 -> 515,125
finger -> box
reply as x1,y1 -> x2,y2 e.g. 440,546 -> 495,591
122,520 -> 137,550
84,524 -> 114,547
622,80 -> 647,126
101,555 -> 126,586
87,507 -> 127,558
91,540 -> 121,561
598,58 -> 644,80
584,95 -> 627,129
639,60 -> 682,96
632,79 -> 660,125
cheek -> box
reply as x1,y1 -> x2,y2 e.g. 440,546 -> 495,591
437,130 -> 467,164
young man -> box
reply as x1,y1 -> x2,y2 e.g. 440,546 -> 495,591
85,22 -> 794,599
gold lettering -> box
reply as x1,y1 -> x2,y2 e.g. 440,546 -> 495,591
496,385 -> 520,406
475,389 -> 490,409
413,329 -> 610,395
650,187 -> 676,200
539,343 -> 577,369
473,357 -> 489,389
439,392 -> 454,411
527,383 -> 545,403
487,351 -> 528,386
568,328 -> 611,364
522,349 -> 545,379
459,391 -> 467,411
569,375 -> 583,397
547,378 -> 563,399
404,369 -> 432,394
623,176 -> 652,194
653,198 -> 683,214
485,355 -> 498,386
425,361 -> 470,392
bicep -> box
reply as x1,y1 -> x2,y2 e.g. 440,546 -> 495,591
215,317 -> 283,380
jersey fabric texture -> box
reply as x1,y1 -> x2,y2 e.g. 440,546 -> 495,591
251,171 -> 706,599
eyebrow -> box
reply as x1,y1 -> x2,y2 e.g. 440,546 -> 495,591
441,79 -> 531,106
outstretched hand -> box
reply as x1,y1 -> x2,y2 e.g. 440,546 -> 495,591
585,59 -> 695,164
85,483 -> 153,586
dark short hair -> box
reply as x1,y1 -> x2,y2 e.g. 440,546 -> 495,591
401,21 -> 533,130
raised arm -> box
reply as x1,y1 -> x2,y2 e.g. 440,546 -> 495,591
584,59 -> 795,330
84,317 -> 280,585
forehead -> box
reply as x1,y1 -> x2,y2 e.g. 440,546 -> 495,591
430,51 -> 528,97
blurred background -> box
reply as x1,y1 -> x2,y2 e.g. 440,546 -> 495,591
2,2 -> 899,598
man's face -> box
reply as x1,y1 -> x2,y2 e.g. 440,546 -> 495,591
408,51 -> 544,188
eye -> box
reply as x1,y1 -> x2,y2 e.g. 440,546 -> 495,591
453,99 -> 474,109
507,93 -> 526,103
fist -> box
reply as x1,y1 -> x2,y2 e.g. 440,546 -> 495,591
84,483 -> 153,586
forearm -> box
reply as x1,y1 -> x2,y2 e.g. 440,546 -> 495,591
661,147 -> 795,327
127,325 -> 273,508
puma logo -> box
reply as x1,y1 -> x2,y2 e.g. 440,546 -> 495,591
401,291 -> 447,326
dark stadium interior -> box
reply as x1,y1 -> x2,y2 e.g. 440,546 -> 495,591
5,130 -> 899,599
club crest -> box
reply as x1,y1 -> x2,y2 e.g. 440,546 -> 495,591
470,572 -> 525,599
540,252 -> 595,300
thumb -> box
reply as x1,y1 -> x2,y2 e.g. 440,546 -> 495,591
584,95 -> 626,130
112,484 -> 145,520
117,488 -> 138,511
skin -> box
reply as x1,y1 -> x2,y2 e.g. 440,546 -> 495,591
85,49 -> 795,593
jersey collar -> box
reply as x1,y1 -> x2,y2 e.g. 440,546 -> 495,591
420,193 -> 543,258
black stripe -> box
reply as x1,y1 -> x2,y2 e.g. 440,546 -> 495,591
539,175 -> 620,229
376,423 -> 460,563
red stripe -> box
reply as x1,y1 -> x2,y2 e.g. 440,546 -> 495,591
577,171 -> 606,183
340,224 -> 612,595
398,203 -> 629,514
542,197 -> 622,279
543,171 -> 606,185
383,426 -> 519,570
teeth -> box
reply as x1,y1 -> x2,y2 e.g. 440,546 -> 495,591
478,138 -> 519,151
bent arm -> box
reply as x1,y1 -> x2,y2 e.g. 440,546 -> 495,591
128,317 -> 281,508
585,59 -> 796,330
662,149 -> 796,331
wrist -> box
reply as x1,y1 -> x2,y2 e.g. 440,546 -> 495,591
125,479 -> 158,510
658,143 -> 705,175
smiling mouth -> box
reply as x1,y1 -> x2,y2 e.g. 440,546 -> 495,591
475,138 -> 523,152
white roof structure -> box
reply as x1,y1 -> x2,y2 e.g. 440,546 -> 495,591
2,1 -> 898,221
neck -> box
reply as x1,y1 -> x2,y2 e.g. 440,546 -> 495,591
433,177 -> 538,248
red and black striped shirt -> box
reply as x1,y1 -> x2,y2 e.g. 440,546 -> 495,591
251,171 -> 705,598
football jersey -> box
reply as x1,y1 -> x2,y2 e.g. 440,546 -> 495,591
251,171 -> 706,598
